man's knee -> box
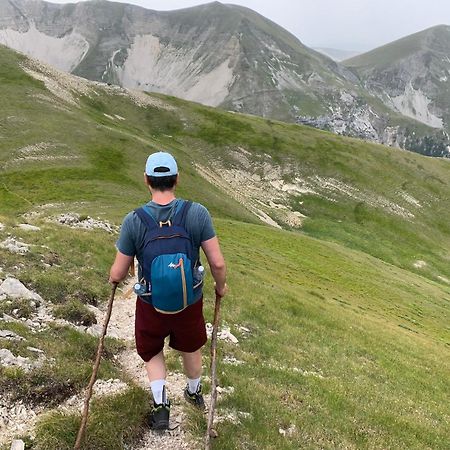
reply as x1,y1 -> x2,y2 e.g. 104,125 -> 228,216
181,350 -> 202,377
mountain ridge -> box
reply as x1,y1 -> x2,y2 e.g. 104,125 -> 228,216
344,25 -> 450,134
345,25 -> 450,68
0,0 -> 449,156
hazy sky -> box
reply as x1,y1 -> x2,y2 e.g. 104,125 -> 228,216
47,0 -> 450,51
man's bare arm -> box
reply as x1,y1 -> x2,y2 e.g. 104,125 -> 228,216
201,236 -> 227,297
109,251 -> 134,284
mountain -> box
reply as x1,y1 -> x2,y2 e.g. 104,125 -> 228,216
314,47 -> 360,61
345,25 -> 450,137
0,0 -> 355,116
0,0 -> 448,157
1,44 -> 450,449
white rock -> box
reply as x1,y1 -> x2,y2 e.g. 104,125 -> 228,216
18,224 -> 40,231
85,324 -> 103,337
279,424 -> 296,437
223,356 -> 244,365
0,238 -> 30,254
0,348 -> 31,370
2,314 -> 16,322
205,323 -> 239,344
0,277 -> 43,302
10,439 -> 25,450
216,386 -> 235,395
27,347 -> 44,354
413,260 -> 427,269
0,330 -> 24,340
219,328 -> 239,344
0,223 -> 4,231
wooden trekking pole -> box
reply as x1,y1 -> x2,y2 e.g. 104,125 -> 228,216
74,282 -> 118,450
205,292 -> 222,450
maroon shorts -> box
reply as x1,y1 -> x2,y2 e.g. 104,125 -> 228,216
135,296 -> 207,362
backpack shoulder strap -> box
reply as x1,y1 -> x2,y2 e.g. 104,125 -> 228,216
172,200 -> 192,228
134,207 -> 158,230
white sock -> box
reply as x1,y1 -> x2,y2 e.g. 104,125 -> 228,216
150,379 -> 167,405
187,377 -> 201,394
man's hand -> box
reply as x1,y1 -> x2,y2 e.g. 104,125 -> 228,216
108,278 -> 120,287
215,282 -> 228,298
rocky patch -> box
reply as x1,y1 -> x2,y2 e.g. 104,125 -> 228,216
196,148 -> 417,230
222,356 -> 245,366
0,348 -> 45,372
0,330 -> 24,341
206,323 -> 239,344
0,278 -> 56,332
0,238 -> 30,255
215,409 -> 251,425
57,379 -> 129,414
0,399 -> 42,446
414,260 -> 427,269
52,213 -> 118,233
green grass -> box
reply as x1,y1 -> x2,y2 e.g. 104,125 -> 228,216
197,219 -> 450,449
34,386 -> 149,450
0,298 -> 35,319
53,300 -> 97,326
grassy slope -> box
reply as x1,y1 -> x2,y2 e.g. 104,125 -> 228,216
0,45 -> 449,448
344,32 -> 424,69
200,219 -> 450,449
344,25 -> 450,70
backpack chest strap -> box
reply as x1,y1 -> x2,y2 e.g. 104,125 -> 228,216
135,200 -> 192,230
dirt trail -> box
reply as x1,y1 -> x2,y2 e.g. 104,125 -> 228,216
105,280 -> 200,450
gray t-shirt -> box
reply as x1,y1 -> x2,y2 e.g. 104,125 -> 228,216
116,199 -> 216,278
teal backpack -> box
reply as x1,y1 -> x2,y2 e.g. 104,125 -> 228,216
134,201 -> 202,313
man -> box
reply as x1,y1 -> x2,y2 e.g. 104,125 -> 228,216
109,151 -> 227,430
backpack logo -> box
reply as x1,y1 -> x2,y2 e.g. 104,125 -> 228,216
168,261 -> 182,269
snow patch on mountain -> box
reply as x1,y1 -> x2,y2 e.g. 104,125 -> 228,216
390,82 -> 443,129
0,22 -> 89,72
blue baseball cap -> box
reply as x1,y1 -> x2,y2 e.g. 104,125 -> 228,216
145,152 -> 178,177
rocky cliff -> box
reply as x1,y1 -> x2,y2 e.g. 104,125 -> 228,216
345,26 -> 450,145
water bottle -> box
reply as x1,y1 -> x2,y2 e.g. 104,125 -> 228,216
193,265 -> 205,287
133,282 -> 150,296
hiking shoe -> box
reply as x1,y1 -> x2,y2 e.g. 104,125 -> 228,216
184,383 -> 205,410
148,400 -> 170,430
